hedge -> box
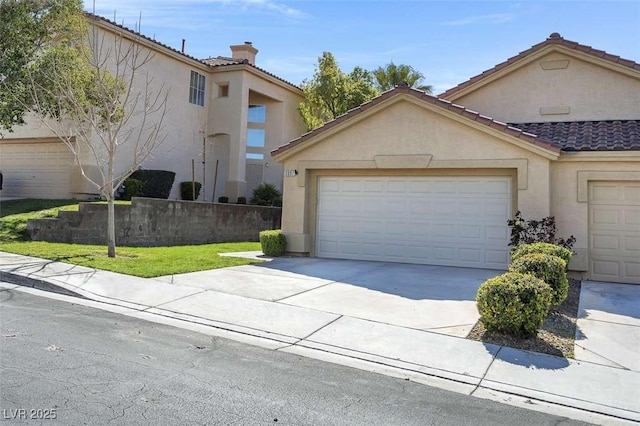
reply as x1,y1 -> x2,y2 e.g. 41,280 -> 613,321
259,230 -> 286,257
130,170 -> 176,199
511,242 -> 572,270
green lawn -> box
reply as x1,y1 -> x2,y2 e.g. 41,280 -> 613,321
0,199 -> 80,241
0,199 -> 263,277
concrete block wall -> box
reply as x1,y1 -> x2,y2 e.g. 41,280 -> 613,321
27,198 -> 281,246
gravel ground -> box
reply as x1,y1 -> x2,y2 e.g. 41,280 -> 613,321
467,279 -> 581,358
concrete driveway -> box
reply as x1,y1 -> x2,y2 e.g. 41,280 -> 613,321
157,256 -> 503,337
574,281 -> 640,372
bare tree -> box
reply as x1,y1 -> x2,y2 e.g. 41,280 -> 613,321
27,16 -> 169,257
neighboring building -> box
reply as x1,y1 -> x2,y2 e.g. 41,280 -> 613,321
273,33 -> 640,285
0,13 -> 305,202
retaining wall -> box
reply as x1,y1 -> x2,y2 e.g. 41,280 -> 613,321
27,198 -> 281,246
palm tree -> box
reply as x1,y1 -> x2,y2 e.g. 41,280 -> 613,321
372,62 -> 433,93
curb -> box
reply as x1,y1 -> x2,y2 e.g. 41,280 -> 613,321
0,270 -> 86,299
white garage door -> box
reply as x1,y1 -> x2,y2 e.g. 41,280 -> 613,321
0,142 -> 74,199
589,182 -> 640,284
316,176 -> 511,269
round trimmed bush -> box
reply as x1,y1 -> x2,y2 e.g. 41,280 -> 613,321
476,272 -> 552,338
259,230 -> 286,257
511,242 -> 572,270
509,253 -> 569,306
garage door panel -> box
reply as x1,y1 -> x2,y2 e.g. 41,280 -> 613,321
626,236 -> 640,252
485,180 -> 511,194
591,234 -> 620,251
459,224 -> 482,239
409,200 -> 431,214
409,180 -> 430,193
459,248 -> 482,262
486,201 -> 511,218
487,250 -> 509,265
592,259 -> 621,278
316,176 -> 511,269
626,208 -> 640,225
623,186 -> 640,202
589,181 -> 640,284
626,263 -> 640,282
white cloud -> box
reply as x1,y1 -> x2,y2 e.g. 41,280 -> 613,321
444,13 -> 514,26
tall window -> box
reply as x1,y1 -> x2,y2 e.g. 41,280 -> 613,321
189,71 -> 205,106
246,104 -> 266,160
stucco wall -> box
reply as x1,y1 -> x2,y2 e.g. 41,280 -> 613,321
278,97 -> 555,255
209,68 -> 305,200
448,50 -> 640,123
1,20 -> 304,202
27,198 -> 281,246
550,154 -> 640,272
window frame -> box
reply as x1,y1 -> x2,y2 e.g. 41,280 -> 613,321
189,70 -> 206,106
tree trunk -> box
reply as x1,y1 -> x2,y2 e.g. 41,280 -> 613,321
107,196 -> 116,258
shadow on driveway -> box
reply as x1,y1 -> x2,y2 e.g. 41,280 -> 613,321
248,257 -> 504,301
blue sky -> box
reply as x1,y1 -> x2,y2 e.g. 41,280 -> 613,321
89,1 -> 640,94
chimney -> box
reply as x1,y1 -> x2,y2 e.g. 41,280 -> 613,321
230,41 -> 258,65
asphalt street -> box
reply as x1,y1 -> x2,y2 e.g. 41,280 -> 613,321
0,288 -> 590,425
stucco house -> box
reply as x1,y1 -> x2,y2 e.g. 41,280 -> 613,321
0,13 -> 305,202
272,33 -> 640,285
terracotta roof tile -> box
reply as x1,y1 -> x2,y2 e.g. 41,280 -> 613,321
440,33 -> 640,99
201,56 -> 244,66
271,86 -> 560,157
508,121 -> 640,151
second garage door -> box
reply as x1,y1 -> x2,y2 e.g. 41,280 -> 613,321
316,176 -> 511,269
0,141 -> 74,199
589,181 -> 640,284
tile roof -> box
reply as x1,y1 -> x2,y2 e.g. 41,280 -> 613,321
509,121 -> 640,152
86,13 -> 205,64
271,85 -> 560,158
201,57 -> 244,66
201,56 -> 301,90
86,13 -> 301,91
440,33 -> 640,99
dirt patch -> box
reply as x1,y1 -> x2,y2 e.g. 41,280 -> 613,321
467,279 -> 581,358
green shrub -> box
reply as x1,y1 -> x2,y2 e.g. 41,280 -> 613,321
509,253 -> 569,306
511,242 -> 573,270
218,196 -> 229,203
251,183 -> 282,206
180,181 -> 202,201
120,178 -> 145,201
130,170 -> 176,199
476,272 -> 552,338
259,230 -> 286,257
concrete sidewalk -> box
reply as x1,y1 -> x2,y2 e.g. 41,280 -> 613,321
1,251 -> 638,425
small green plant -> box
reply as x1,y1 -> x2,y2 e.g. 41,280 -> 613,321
218,196 -> 229,203
119,178 -> 145,201
476,272 -> 552,338
259,229 -> 286,257
180,181 -> 202,201
508,210 -> 576,250
509,253 -> 569,306
511,242 -> 573,270
251,183 -> 282,206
